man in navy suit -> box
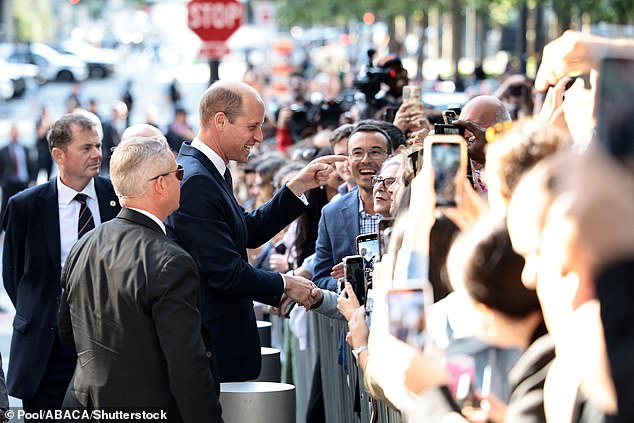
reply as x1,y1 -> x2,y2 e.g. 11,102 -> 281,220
313,122 -> 391,291
2,112 -> 120,421
166,80 -> 344,383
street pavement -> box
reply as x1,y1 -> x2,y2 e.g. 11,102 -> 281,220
0,48 -> 240,418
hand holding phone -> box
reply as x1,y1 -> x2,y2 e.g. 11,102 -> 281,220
343,255 -> 366,305
424,135 -> 468,207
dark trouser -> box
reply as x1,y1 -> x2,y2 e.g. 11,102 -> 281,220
22,336 -> 76,423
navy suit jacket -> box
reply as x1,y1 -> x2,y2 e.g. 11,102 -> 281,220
1,177 -> 120,400
312,189 -> 360,291
166,142 -> 308,382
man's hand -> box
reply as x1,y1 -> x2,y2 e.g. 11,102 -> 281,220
286,155 -> 347,196
330,262 -> 344,280
308,287 -> 324,309
337,282 -> 361,321
394,102 -> 432,135
269,253 -> 289,273
283,274 -> 317,309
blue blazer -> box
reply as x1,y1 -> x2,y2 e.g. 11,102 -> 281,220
312,189 -> 360,291
2,177 -> 120,400
166,142 -> 308,382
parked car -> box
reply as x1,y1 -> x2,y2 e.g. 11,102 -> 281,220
0,42 -> 89,82
0,56 -> 42,98
0,74 -> 14,102
53,40 -> 117,79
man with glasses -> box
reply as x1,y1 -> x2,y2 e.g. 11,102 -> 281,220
313,122 -> 392,291
58,124 -> 223,422
2,113 -> 120,421
165,80 -> 344,383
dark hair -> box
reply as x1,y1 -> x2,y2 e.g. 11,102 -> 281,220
365,119 -> 407,150
255,154 -> 288,185
348,121 -> 392,154
450,214 -> 540,319
47,113 -> 98,152
429,215 -> 460,302
329,123 -> 354,147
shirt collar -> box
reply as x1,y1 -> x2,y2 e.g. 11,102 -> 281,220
128,207 -> 166,234
57,177 -> 97,206
191,138 -> 226,176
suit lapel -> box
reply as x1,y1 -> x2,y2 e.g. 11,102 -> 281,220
94,176 -> 120,221
339,190 -> 361,253
179,143 -> 246,226
37,180 -> 62,276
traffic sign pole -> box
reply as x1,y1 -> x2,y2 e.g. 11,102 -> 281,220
187,0 -> 245,84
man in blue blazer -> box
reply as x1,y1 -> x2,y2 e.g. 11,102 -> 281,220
312,123 -> 391,291
166,80 -> 344,383
2,113 -> 120,420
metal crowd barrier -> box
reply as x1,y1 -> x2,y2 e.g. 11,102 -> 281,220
266,306 -> 404,423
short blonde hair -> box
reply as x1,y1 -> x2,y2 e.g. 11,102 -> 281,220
110,134 -> 172,199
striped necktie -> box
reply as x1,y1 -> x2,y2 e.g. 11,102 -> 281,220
75,193 -> 95,239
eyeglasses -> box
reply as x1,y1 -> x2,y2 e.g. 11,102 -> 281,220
371,176 -> 397,190
348,148 -> 388,162
148,164 -> 184,181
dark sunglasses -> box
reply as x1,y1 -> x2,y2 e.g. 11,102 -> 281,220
148,164 -> 184,181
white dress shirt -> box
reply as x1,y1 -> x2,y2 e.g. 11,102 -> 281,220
57,177 -> 102,269
129,207 -> 166,235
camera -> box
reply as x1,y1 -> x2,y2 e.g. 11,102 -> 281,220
354,49 -> 394,105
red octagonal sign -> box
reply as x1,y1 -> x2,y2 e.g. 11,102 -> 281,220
188,0 -> 244,58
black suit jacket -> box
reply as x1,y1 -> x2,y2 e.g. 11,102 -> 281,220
1,177 -> 120,400
58,208 -> 222,422
166,142 -> 308,382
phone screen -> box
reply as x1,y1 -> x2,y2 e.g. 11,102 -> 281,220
432,142 -> 462,207
344,256 -> 365,305
387,288 -> 426,350
597,58 -> 634,161
357,234 -> 379,288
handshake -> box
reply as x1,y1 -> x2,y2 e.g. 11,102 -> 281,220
272,274 -> 325,316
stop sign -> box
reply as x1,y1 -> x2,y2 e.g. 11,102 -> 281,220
188,0 -> 244,43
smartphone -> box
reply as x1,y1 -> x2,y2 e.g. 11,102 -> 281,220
424,135 -> 468,207
343,255 -> 366,305
356,232 -> 379,288
434,123 -> 465,138
273,240 -> 286,255
283,300 -> 297,318
596,58 -> 634,162
408,145 -> 424,177
402,85 -> 422,108
442,110 -> 458,124
378,218 -> 395,259
387,288 -> 426,350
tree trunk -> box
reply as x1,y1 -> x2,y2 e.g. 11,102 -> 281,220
516,0 -> 528,74
451,0 -> 463,88
416,10 -> 429,81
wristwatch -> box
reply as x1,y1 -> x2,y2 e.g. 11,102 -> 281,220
352,345 -> 368,362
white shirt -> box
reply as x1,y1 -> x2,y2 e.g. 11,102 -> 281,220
190,138 -> 291,289
57,177 -> 102,269
129,207 -> 166,235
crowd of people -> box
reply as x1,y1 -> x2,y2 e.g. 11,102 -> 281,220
0,29 -> 632,423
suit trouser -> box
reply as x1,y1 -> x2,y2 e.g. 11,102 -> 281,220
22,336 -> 76,423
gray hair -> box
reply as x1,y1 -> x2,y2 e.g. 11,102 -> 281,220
381,155 -> 401,173
110,134 -> 172,200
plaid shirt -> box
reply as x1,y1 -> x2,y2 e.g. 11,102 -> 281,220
358,191 -> 381,235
